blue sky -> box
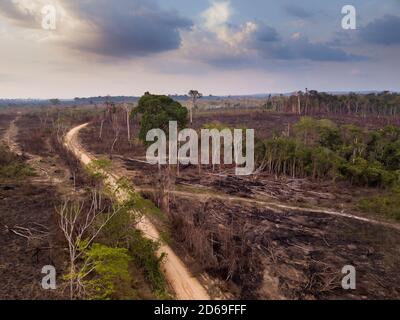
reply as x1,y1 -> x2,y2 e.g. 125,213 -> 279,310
0,0 -> 399,98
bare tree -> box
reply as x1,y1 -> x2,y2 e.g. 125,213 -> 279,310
57,190 -> 129,299
304,88 -> 309,115
188,90 -> 203,125
99,118 -> 105,140
297,91 -> 302,115
124,103 -> 131,141
109,106 -> 121,159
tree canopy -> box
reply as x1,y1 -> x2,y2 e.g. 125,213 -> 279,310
132,94 -> 188,144
259,117 -> 400,188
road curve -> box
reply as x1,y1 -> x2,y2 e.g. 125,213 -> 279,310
64,123 -> 210,300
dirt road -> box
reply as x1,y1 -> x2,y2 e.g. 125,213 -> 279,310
2,116 -> 22,156
64,123 -> 210,300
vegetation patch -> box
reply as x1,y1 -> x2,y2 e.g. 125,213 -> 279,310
358,189 -> 400,221
259,117 -> 400,189
82,243 -> 135,300
0,145 -> 35,181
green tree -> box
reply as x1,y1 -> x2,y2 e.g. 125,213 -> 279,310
49,98 -> 60,106
82,243 -> 135,300
132,94 -> 188,144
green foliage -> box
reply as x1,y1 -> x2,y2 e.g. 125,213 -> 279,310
0,145 -> 35,181
82,243 -> 136,300
87,158 -> 112,174
96,214 -> 169,298
132,94 -> 188,144
293,117 -> 341,148
358,189 -> 400,221
95,202 -> 137,248
92,176 -> 168,298
49,98 -> 60,105
261,118 -> 400,188
367,126 -> 400,170
85,158 -> 112,184
128,230 -> 168,299
202,121 -> 231,131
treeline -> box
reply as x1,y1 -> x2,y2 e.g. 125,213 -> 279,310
258,117 -> 400,188
264,91 -> 400,118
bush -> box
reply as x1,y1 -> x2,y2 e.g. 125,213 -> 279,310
0,145 -> 35,181
358,190 -> 400,221
91,178 -> 168,299
128,230 -> 168,299
83,243 -> 136,300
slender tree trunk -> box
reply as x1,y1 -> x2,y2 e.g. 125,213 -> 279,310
99,120 -> 105,139
297,95 -> 301,115
125,105 -> 131,141
190,98 -> 195,125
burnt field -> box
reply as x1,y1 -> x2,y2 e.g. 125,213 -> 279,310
122,159 -> 400,299
0,182 -> 67,299
0,113 -> 15,137
166,196 -> 400,299
80,110 -> 400,300
0,114 -> 66,299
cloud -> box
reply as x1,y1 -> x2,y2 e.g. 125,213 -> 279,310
360,15 -> 400,45
202,0 -> 231,31
0,0 -> 192,58
254,23 -> 280,43
257,36 -> 367,62
284,4 -> 314,19
62,0 -> 192,57
201,1 -> 259,46
181,1 -> 365,69
0,0 -> 48,28
0,0 -> 371,69
179,25 -> 253,69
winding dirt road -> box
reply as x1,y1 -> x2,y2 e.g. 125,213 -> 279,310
64,123 -> 210,300
2,116 -> 22,156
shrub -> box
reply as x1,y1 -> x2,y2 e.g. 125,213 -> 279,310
0,145 -> 35,181
128,230 -> 168,299
83,243 -> 136,300
358,190 -> 400,221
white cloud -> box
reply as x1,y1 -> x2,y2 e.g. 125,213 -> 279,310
201,1 -> 257,46
202,1 -> 231,30
291,32 -> 301,40
0,0 -> 192,58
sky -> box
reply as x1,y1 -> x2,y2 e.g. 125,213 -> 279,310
0,0 -> 399,99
